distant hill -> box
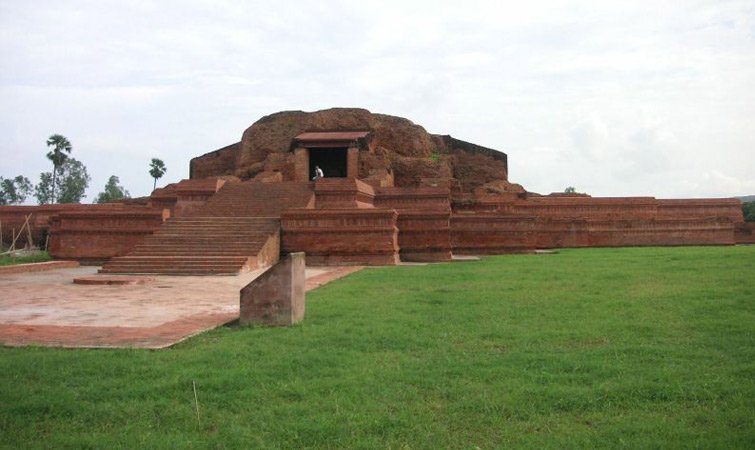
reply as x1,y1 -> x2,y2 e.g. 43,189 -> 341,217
737,195 -> 755,202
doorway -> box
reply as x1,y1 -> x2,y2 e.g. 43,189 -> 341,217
308,147 -> 348,179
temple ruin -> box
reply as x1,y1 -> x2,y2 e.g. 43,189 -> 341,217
1,108 -> 752,274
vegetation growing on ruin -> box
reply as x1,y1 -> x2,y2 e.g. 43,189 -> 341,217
742,201 -> 755,222
1,246 -> 753,448
0,250 -> 51,265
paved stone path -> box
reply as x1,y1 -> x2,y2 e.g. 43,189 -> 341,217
0,265 -> 362,349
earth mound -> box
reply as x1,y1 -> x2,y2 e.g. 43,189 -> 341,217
226,107 -> 519,193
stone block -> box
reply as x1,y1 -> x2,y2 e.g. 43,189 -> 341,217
239,252 -> 305,326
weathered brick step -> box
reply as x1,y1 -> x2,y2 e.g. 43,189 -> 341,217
166,220 -> 278,224
134,240 -> 267,246
134,242 -> 267,248
134,246 -> 268,253
167,218 -> 278,223
102,264 -> 247,270
161,222 -> 277,227
149,235 -> 271,240
134,242 -> 268,249
157,226 -> 276,231
101,261 -> 246,267
134,241 -> 267,247
159,223 -> 276,228
142,233 -> 271,239
107,256 -> 248,261
131,245 -> 264,251
99,268 -> 241,275
128,252 -> 258,257
152,227 -> 273,232
155,222 -> 276,230
102,260 -> 246,266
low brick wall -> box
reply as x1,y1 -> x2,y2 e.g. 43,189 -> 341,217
376,187 -> 451,261
734,222 -> 755,244
448,195 -> 742,252
48,209 -> 165,263
281,208 -> 399,265
451,214 -> 538,254
396,210 -> 452,261
375,186 -> 451,210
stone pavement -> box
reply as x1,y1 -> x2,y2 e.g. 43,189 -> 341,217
0,265 -> 362,349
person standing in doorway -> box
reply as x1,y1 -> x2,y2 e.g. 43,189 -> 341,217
313,165 -> 324,180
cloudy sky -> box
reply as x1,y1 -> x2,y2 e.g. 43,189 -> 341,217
1,0 -> 754,201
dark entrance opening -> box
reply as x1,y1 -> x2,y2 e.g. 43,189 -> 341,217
309,147 -> 348,179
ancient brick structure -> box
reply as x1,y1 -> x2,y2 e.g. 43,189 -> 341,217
0,108 -> 750,272
48,208 -> 165,264
281,179 -> 400,266
239,252 -> 306,326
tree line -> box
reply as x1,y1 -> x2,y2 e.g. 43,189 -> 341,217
0,135 -> 167,206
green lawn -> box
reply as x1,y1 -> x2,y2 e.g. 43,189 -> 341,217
1,246 -> 753,449
0,251 -> 51,266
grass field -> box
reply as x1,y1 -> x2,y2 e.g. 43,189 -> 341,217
0,250 -> 51,266
1,246 -> 753,449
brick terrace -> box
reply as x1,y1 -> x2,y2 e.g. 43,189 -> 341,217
0,265 -> 362,349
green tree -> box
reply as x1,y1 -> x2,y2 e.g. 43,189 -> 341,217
57,158 -> 90,203
35,158 -> 91,204
743,201 -> 755,222
0,175 -> 33,205
45,134 -> 72,202
564,186 -> 577,194
149,158 -> 167,191
34,172 -> 55,204
95,175 -> 130,204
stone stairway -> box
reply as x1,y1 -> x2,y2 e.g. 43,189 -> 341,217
99,217 -> 279,275
99,182 -> 314,275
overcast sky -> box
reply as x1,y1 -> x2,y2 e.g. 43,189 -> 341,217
1,0 -> 754,201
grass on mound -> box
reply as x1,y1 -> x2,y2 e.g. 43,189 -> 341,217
0,250 -> 51,266
1,246 -> 753,449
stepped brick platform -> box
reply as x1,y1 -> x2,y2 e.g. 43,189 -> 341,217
1,107 -> 751,271
149,178 -> 226,217
281,179 -> 401,265
99,217 -> 280,275
97,182 -> 314,275
194,181 -> 314,217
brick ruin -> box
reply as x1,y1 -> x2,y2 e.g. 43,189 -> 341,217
1,108 -> 752,273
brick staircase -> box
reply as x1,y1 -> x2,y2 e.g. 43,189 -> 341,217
193,181 -> 314,217
99,182 -> 314,275
99,217 -> 280,275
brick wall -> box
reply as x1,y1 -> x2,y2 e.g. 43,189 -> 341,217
189,142 -> 240,179
48,209 -> 165,263
281,209 -> 399,265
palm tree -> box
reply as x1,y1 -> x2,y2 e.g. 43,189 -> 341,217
46,134 -> 72,203
149,158 -> 167,191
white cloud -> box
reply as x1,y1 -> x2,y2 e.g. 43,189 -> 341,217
1,0 -> 754,201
